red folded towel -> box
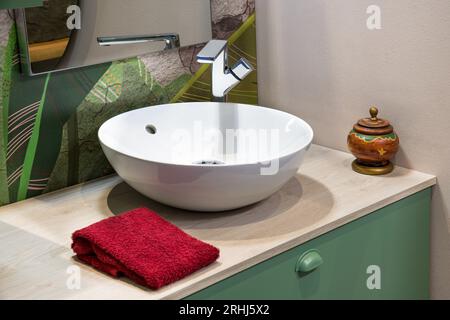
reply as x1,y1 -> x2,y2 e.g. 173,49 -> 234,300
71,207 -> 219,289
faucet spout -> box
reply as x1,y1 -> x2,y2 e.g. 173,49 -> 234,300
97,33 -> 180,50
197,40 -> 254,100
229,58 -> 254,81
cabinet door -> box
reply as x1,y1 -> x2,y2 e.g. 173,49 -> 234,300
187,189 -> 431,300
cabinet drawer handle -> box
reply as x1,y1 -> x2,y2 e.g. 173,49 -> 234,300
295,250 -> 323,273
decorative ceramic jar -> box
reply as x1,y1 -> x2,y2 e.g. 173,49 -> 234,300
347,107 -> 399,175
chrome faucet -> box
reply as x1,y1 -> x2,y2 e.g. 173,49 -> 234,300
97,33 -> 180,50
197,40 -> 254,101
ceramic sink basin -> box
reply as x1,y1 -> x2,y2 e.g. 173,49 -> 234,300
98,102 -> 313,211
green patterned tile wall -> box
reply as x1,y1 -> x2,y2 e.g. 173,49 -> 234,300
0,1 -> 258,206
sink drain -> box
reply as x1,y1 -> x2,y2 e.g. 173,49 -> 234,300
145,124 -> 157,135
193,160 -> 225,165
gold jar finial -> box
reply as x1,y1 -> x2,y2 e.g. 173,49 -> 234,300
370,106 -> 379,120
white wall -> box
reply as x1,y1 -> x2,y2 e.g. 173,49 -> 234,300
256,0 -> 450,299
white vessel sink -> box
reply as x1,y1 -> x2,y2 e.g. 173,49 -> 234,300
99,102 -> 313,211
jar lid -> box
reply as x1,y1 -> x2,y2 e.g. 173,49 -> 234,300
354,107 -> 393,135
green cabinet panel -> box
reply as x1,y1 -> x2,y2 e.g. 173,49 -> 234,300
187,189 -> 431,300
0,1 -> 43,9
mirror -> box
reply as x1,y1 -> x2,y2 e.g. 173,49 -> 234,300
15,0 -> 212,75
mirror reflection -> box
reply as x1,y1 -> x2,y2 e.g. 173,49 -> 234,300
16,0 -> 212,75
25,0 -> 77,71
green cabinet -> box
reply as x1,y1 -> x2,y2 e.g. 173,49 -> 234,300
0,1 -> 43,9
187,189 -> 431,300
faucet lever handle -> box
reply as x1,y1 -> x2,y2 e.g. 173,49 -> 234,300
197,40 -> 228,63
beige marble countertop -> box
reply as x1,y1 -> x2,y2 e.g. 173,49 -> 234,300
0,145 -> 436,300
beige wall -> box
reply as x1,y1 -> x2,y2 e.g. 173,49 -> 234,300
256,0 -> 450,299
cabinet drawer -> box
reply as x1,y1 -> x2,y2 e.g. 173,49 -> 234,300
187,189 -> 431,300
